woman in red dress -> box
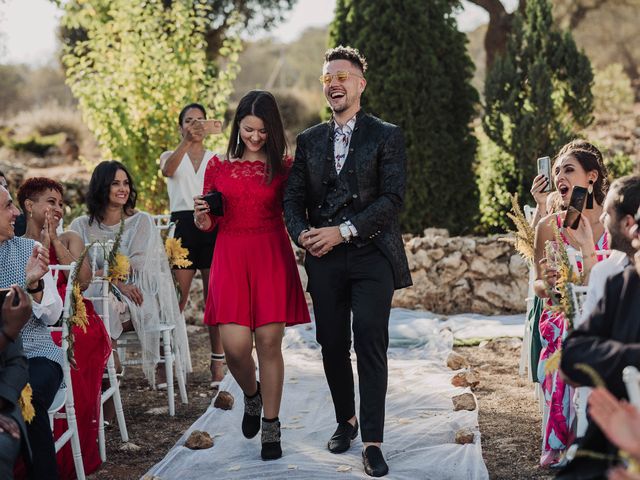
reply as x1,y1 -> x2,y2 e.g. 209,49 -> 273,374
194,90 -> 310,461
18,177 -> 111,479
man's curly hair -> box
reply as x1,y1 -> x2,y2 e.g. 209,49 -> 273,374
324,45 -> 368,73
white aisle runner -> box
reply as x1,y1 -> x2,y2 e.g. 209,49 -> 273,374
145,310 -> 502,480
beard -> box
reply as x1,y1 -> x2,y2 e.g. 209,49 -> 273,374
609,223 -> 633,256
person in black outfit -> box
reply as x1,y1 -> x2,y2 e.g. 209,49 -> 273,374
558,212 -> 640,479
283,45 -> 411,478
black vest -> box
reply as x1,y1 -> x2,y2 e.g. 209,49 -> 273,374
316,148 -> 371,247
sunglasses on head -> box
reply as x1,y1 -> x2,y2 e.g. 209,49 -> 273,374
319,71 -> 364,85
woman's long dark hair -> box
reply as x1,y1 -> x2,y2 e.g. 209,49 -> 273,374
226,90 -> 287,184
87,160 -> 138,225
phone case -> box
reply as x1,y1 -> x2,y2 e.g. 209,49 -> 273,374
563,186 -> 588,229
201,120 -> 223,135
537,156 -> 551,193
203,190 -> 223,216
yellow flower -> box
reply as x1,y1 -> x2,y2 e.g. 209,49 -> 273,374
108,253 -> 130,282
165,237 -> 192,269
70,282 -> 88,333
19,384 -> 35,423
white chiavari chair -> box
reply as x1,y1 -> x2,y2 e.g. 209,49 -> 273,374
623,366 -> 640,408
519,205 -> 536,379
115,216 -> 188,416
83,241 -> 129,461
48,263 -> 85,480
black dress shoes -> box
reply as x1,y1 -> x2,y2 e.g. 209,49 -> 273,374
327,419 -> 359,453
362,445 -> 389,477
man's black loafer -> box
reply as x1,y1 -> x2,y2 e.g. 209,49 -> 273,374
362,445 -> 389,477
327,419 -> 359,453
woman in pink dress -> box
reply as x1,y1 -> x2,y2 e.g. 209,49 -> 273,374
194,90 -> 310,461
533,140 -> 609,466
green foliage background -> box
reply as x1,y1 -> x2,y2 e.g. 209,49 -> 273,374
480,0 -> 594,232
330,0 -> 479,234
61,0 -> 241,212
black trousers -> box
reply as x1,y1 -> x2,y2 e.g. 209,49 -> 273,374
305,242 -> 394,442
26,357 -> 62,480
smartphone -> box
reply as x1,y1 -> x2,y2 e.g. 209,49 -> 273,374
537,156 -> 552,193
202,190 -> 223,216
199,119 -> 223,136
563,186 -> 588,230
0,288 -> 10,307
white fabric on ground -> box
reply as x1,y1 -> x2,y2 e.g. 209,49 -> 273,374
145,309 -> 519,480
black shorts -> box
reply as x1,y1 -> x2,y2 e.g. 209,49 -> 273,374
170,210 -> 217,270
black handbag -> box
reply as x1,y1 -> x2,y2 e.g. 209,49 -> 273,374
202,190 -> 224,216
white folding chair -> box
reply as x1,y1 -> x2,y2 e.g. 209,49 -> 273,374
116,218 -> 188,416
623,366 -> 640,408
567,249 -> 611,274
151,214 -> 176,238
48,263 -> 85,480
83,241 -> 129,461
519,205 -> 536,379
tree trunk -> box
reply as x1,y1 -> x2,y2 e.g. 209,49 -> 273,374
467,0 -> 527,70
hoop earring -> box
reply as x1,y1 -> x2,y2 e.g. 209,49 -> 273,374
234,130 -> 241,158
586,179 -> 594,209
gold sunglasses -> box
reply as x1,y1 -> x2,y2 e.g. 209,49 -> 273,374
319,71 -> 364,85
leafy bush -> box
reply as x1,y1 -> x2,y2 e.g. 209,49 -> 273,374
476,128 -> 521,233
61,0 -> 241,212
605,151 -> 635,180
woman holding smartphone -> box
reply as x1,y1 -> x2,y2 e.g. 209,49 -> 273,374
532,140 -> 609,467
160,103 -> 225,389
194,90 -> 310,461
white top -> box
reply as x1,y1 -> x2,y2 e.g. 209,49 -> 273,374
161,150 -> 215,212
577,249 -> 630,327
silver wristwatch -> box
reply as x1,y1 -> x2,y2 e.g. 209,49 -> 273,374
339,223 -> 352,242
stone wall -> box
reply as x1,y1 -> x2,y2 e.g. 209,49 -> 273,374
392,229 -> 528,315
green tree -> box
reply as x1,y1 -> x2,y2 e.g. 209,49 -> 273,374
52,0 -> 295,61
480,0 -> 594,232
330,0 -> 479,234
61,0 -> 241,212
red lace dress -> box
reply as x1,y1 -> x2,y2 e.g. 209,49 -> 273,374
48,246 -> 111,479
201,155 -> 310,330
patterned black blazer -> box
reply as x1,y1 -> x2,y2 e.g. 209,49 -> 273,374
284,110 -> 412,289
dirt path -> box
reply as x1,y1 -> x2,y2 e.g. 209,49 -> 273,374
458,339 -> 553,479
89,329 -> 552,479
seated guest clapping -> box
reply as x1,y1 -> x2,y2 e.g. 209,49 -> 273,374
69,161 -> 191,387
0,286 -> 32,480
0,185 -> 63,480
18,177 -> 112,477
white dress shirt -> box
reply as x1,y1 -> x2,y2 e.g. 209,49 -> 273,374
577,249 -> 630,328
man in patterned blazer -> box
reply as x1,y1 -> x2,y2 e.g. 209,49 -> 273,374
284,45 -> 411,477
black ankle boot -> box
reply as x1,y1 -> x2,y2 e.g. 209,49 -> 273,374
261,417 -> 282,460
242,382 -> 262,439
